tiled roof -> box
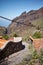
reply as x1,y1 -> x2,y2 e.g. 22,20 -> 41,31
0,37 -> 22,50
0,36 -> 3,39
0,39 -> 7,48
0,37 -> 14,49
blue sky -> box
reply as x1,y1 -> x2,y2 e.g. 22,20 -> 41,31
0,0 -> 43,27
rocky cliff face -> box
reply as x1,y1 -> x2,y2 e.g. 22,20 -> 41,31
7,7 -> 43,36
0,26 -> 7,36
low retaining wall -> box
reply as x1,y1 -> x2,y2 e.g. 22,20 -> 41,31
30,36 -> 43,51
33,39 -> 43,51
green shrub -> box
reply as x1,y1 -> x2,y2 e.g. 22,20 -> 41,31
39,49 -> 43,65
15,48 -> 43,65
13,33 -> 19,37
33,31 -> 41,38
3,34 -> 9,40
32,50 -> 38,59
29,49 -> 43,65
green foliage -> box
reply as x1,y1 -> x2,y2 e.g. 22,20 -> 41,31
13,33 -> 19,37
15,48 -> 43,65
3,34 -> 9,40
39,49 -> 43,65
32,18 -> 43,29
22,35 -> 29,42
33,31 -> 41,38
28,49 -> 43,65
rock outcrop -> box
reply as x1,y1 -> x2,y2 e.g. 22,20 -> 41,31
0,26 -> 7,36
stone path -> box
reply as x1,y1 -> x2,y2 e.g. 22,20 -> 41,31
8,42 -> 30,65
0,42 -> 30,65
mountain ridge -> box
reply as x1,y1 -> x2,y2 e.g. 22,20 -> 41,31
7,7 -> 43,35
0,7 -> 43,38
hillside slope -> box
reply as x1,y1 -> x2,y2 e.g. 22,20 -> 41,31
32,18 -> 43,30
7,7 -> 43,39
0,26 -> 7,36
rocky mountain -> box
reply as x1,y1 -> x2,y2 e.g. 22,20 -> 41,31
0,26 -> 7,36
7,7 -> 43,37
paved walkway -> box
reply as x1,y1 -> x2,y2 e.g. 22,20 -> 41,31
8,42 -> 30,65
0,42 -> 30,65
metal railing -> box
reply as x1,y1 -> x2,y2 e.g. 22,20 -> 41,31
0,16 -> 35,27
